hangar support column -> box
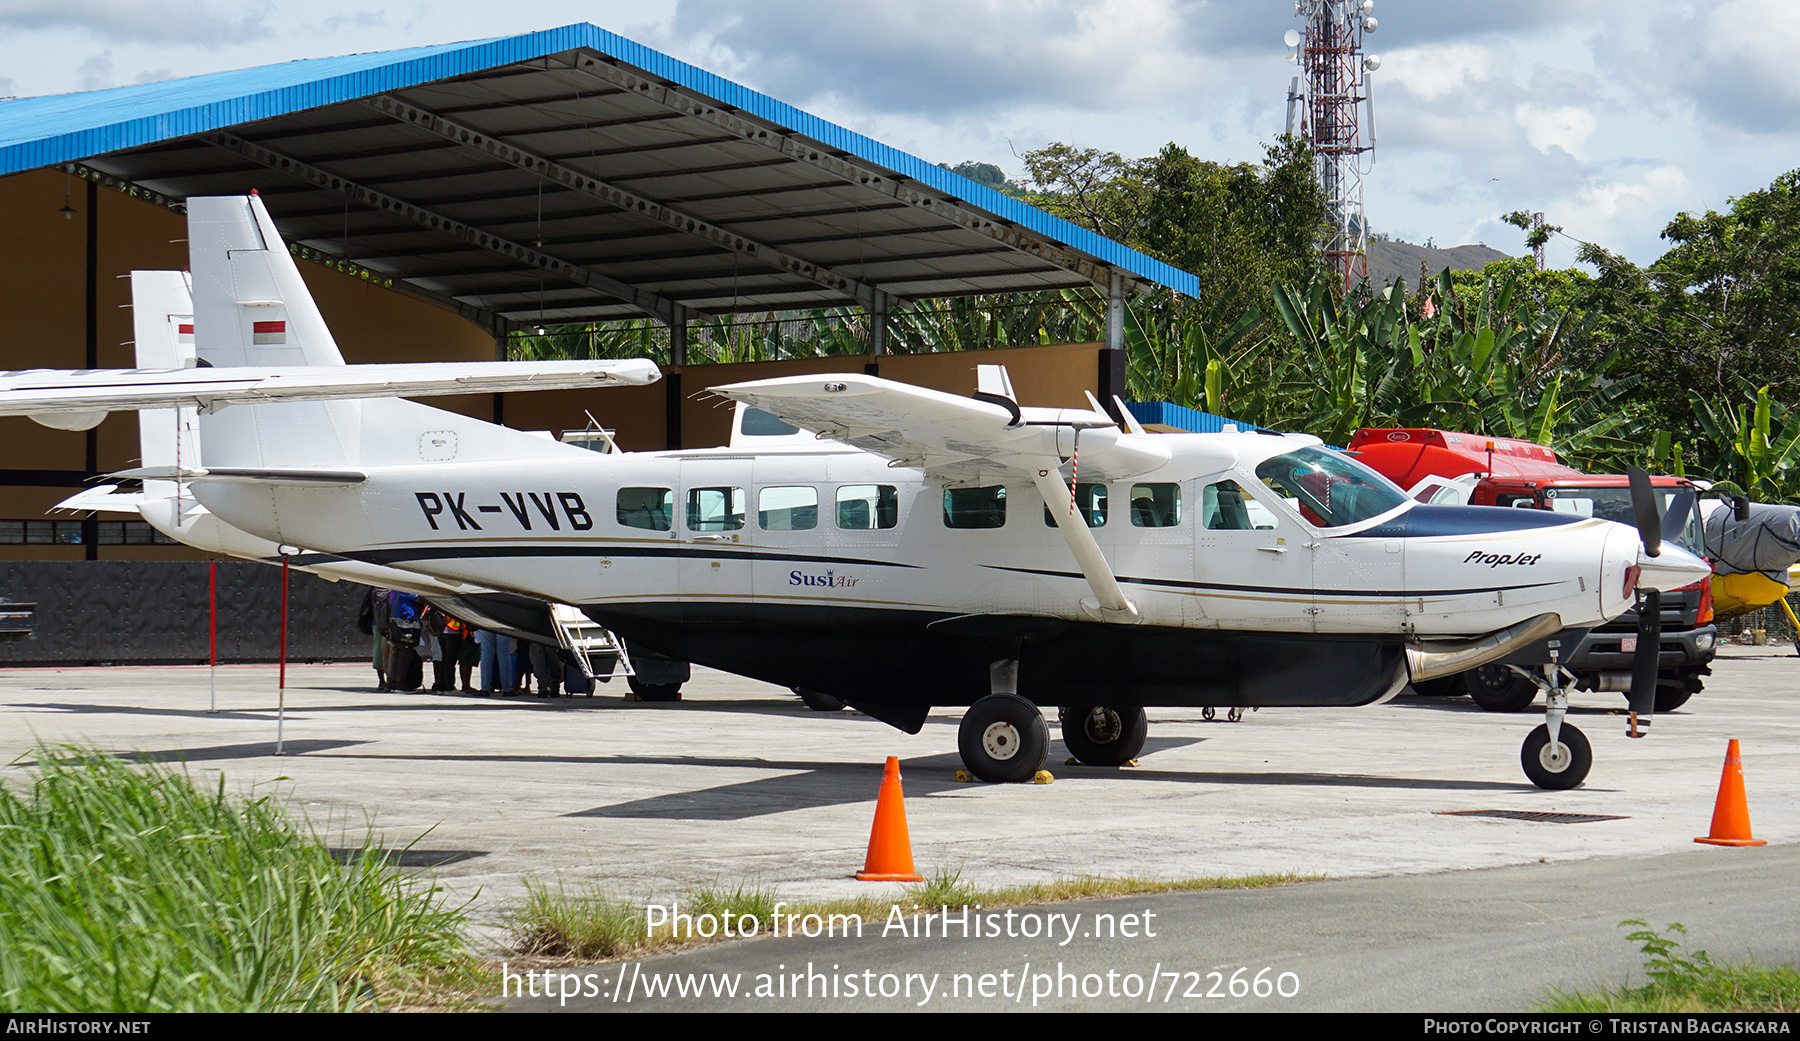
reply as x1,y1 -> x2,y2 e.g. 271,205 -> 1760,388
1105,271 -> 1124,354
869,290 -> 888,357
666,304 -> 687,451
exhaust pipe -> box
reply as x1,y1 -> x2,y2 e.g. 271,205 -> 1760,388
1406,612 -> 1564,683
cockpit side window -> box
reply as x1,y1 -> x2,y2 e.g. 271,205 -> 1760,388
1201,480 -> 1256,530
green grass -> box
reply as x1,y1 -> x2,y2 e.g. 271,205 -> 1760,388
1540,921 -> 1800,1013
0,747 -> 478,1012
503,869 -> 1322,963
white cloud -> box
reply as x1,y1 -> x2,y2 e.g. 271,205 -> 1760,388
1381,43 -> 1496,102
1514,103 -> 1597,160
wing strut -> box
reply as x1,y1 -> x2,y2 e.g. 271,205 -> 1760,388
1030,463 -> 1140,624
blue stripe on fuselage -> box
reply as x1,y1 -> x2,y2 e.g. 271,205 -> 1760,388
1360,504 -> 1582,538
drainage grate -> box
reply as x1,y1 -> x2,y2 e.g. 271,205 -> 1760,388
1437,810 -> 1628,824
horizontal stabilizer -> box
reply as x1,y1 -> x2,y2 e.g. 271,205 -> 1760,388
52,485 -> 149,515
111,466 -> 367,487
0,358 -> 659,419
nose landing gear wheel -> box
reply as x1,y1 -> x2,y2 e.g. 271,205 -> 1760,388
1521,722 -> 1591,790
958,693 -> 1049,783
1060,704 -> 1149,766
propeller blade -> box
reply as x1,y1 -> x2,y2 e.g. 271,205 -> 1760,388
1627,588 -> 1662,737
1627,465 -> 1661,558
1661,489 -> 1696,549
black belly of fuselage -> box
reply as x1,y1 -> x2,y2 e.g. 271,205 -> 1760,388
585,601 -> 1409,720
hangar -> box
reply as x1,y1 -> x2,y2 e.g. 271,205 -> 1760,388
0,23 -> 1197,657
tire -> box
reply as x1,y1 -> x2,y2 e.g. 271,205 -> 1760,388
957,694 -> 1050,783
1409,676 -> 1462,698
1521,723 -> 1592,790
1060,705 -> 1149,767
794,687 -> 846,712
1462,664 -> 1539,712
628,676 -> 683,702
1651,666 -> 1708,714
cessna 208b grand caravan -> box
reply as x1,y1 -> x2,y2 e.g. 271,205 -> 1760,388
147,195 -> 1710,788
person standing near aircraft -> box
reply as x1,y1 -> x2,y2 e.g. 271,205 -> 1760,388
364,586 -> 391,692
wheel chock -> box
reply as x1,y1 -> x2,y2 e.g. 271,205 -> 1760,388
1696,739 -> 1767,847
954,768 -> 1054,783
857,757 -> 924,881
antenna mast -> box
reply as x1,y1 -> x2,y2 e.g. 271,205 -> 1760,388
1286,1 -> 1380,293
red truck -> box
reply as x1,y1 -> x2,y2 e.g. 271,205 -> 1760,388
1346,428 -> 1715,712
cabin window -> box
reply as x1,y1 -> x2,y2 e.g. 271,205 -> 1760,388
686,487 -> 746,531
617,487 -> 674,531
837,485 -> 898,530
1129,484 -> 1182,527
1042,483 -> 1107,527
943,485 -> 1007,529
759,486 -> 818,530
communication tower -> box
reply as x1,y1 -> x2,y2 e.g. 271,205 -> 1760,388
1285,1 -> 1381,292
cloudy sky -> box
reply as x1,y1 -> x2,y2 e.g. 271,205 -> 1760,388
2,0 -> 1793,270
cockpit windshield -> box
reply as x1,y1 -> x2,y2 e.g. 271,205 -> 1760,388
1254,447 -> 1411,530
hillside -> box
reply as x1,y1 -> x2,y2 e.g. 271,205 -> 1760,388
1366,239 -> 1510,290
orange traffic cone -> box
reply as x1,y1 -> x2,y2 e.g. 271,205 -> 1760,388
856,756 -> 924,881
1696,739 -> 1767,847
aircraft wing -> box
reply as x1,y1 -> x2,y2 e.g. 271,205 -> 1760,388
0,359 -> 660,420
709,373 -> 1169,483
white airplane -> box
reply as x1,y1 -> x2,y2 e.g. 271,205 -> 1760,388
160,195 -> 1711,789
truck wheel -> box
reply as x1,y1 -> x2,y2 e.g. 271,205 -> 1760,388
1650,665 -> 1709,713
1463,664 -> 1538,712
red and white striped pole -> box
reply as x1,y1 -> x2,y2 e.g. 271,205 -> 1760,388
208,560 -> 217,714
276,555 -> 289,755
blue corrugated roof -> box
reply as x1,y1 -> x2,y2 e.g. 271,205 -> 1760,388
1126,400 -> 1272,434
0,23 -> 1199,296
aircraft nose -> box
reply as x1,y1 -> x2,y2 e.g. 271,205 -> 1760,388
1634,542 -> 1713,592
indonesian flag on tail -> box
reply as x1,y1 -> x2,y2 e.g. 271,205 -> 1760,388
175,319 -> 194,346
252,320 -> 286,345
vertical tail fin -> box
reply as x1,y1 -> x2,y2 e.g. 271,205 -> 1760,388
184,195 -> 581,474
187,194 -> 355,470
187,194 -> 345,368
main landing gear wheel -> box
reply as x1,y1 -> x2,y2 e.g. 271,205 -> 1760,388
1463,664 -> 1539,713
1521,722 -> 1591,790
627,676 -> 683,702
793,687 -> 847,712
1061,705 -> 1148,767
958,694 -> 1049,783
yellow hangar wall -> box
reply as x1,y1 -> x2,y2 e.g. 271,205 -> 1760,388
0,170 -> 1122,562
